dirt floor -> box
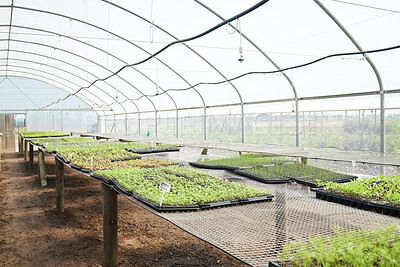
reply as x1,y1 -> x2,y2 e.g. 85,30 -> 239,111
0,152 -> 248,266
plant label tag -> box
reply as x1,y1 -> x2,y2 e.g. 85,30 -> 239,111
68,152 -> 72,158
159,181 -> 171,192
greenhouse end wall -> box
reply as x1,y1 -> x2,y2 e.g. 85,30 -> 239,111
27,110 -> 98,134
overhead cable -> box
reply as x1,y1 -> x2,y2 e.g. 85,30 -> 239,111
40,0 -> 271,109
98,43 -> 400,103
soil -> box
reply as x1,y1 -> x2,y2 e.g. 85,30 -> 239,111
0,152 -> 248,267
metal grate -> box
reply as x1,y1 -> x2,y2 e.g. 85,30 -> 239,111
126,183 -> 400,266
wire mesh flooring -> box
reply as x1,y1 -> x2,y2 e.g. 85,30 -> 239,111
124,180 -> 400,267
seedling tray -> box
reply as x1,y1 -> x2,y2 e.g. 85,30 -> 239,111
126,147 -> 180,154
90,173 -> 113,185
93,174 -> 273,212
292,175 -> 357,187
188,162 -> 239,171
312,189 -> 400,217
234,170 -> 291,184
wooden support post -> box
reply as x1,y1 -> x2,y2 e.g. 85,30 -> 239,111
201,148 -> 208,155
55,158 -> 64,212
103,185 -> 118,267
301,157 -> 308,165
38,149 -> 47,186
0,137 -> 2,171
24,139 -> 28,161
18,135 -> 22,154
29,143 -> 34,169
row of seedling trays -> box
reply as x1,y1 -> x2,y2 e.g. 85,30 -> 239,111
24,134 -> 274,211
190,154 -> 357,187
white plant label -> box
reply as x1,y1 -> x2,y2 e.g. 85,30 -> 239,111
68,152 -> 72,158
159,181 -> 171,206
159,181 -> 171,192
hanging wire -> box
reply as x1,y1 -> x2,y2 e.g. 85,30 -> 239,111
238,19 -> 244,63
155,58 -> 159,95
149,0 -> 155,43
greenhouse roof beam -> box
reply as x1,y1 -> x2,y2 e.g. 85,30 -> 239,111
3,49 -> 141,116
1,64 -> 114,114
102,1 -> 250,141
314,0 -> 385,153
0,72 -> 110,116
0,57 -> 120,113
194,0 -> 300,146
0,38 -> 145,115
9,5 -> 186,113
4,24 -> 151,116
4,0 -> 14,75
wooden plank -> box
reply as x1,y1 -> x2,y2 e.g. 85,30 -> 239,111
29,143 -> 33,169
55,158 -> 64,213
38,149 -> 47,186
102,185 -> 118,267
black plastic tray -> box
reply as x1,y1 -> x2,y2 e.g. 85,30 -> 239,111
126,147 -> 180,154
188,162 -> 238,171
293,175 -> 357,188
312,189 -> 400,217
111,178 -> 133,196
90,173 -> 113,185
234,170 -> 291,184
90,174 -> 273,212
268,262 -> 281,267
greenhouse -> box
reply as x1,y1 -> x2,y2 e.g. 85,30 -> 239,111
0,0 -> 399,266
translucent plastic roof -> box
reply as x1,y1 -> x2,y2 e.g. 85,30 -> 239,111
0,0 -> 399,116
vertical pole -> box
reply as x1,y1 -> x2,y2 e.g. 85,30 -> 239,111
29,143 -> 33,169
61,110 -> 63,133
295,100 -> 300,147
24,139 -> 28,161
55,158 -> 64,212
280,112 -> 283,144
204,107 -> 207,141
321,111 -> 323,136
380,91 -> 385,175
176,109 -> 179,139
38,149 -> 47,186
125,114 -> 128,135
241,103 -> 245,143
155,110 -> 158,138
103,185 -> 118,267
138,113 -> 141,137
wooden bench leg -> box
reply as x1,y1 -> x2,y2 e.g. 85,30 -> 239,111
102,184 -> 118,267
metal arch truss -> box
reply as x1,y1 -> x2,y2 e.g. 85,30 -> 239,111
313,0 -> 385,154
6,5 -> 194,138
0,58 -> 114,112
194,0 -> 301,146
0,65 -> 111,115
